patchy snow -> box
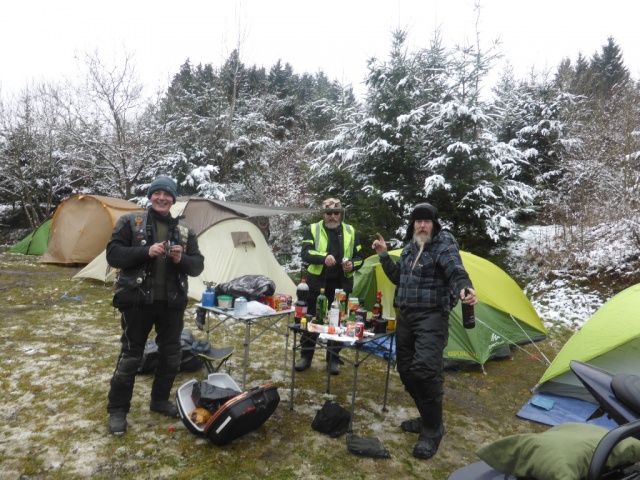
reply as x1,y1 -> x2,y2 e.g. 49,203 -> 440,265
501,223 -> 639,331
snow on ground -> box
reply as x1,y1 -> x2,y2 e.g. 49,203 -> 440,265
502,223 -> 640,331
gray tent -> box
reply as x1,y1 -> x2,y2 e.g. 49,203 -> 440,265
172,197 -> 317,240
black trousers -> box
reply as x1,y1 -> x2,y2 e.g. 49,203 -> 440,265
299,277 -> 345,363
395,307 -> 449,432
107,302 -> 184,414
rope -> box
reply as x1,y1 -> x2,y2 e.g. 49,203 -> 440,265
474,314 -> 550,367
60,278 -> 86,301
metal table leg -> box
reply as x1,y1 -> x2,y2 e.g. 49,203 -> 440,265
242,320 -> 251,389
283,326 -> 289,383
348,347 -> 360,433
382,335 -> 393,412
290,329 -> 298,410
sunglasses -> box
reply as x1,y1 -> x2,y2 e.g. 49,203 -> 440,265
323,211 -> 341,216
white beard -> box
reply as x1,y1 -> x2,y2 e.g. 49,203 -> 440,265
324,220 -> 340,230
413,231 -> 432,247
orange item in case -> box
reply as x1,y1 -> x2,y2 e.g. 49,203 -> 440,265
259,296 -> 276,310
274,294 -> 292,311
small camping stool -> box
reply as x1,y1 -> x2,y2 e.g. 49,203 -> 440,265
196,346 -> 235,374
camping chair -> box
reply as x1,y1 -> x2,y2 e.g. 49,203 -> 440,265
191,340 -> 234,374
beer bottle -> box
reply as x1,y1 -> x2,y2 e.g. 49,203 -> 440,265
372,291 -> 383,322
462,288 -> 476,329
315,288 -> 328,324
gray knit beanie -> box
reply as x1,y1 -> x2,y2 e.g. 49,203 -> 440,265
147,176 -> 178,202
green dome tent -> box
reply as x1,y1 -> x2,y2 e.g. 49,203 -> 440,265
351,250 -> 547,366
9,219 -> 52,255
534,284 -> 640,402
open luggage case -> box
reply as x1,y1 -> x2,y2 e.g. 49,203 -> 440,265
176,373 -> 280,446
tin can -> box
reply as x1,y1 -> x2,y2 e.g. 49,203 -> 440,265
342,258 -> 349,269
355,321 -> 364,339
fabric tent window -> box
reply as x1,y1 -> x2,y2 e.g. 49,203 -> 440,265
231,231 -> 255,248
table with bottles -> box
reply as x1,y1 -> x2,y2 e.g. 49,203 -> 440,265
196,304 -> 294,389
287,322 -> 396,433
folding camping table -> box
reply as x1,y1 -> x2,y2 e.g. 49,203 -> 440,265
287,324 -> 396,432
197,304 -> 294,389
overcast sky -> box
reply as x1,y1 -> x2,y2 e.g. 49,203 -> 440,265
2,0 -> 639,98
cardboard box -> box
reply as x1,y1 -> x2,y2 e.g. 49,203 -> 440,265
275,294 -> 292,311
259,296 -> 276,310
260,294 -> 292,311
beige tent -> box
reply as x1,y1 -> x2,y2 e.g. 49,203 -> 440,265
40,194 -> 143,265
73,197 -> 314,298
74,217 -> 297,299
188,217 -> 297,298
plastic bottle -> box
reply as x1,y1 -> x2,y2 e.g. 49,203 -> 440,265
296,279 -> 309,302
294,279 -> 309,323
307,323 -> 346,335
462,288 -> 476,329
315,288 -> 328,325
328,293 -> 341,327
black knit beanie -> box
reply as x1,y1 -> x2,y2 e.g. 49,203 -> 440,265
147,176 -> 178,202
410,203 -> 438,223
404,203 -> 441,242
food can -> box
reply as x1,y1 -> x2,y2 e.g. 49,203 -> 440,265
355,321 -> 364,339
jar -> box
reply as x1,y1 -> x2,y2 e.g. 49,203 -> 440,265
234,297 -> 248,316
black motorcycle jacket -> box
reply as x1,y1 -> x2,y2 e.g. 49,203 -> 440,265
107,208 -> 204,310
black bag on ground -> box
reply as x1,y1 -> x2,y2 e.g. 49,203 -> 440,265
180,329 -> 205,372
311,400 -> 351,438
192,381 -> 240,412
137,337 -> 159,373
215,275 -> 275,301
137,328 -> 204,374
346,433 -> 392,458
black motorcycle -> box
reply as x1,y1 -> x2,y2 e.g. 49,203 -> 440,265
448,360 -> 640,480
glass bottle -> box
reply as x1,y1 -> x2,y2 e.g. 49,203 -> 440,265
315,288 -> 328,325
372,291 -> 383,322
462,288 -> 476,329
328,292 -> 341,327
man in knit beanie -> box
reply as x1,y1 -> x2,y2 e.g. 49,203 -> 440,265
372,202 -> 477,460
105,175 -> 203,435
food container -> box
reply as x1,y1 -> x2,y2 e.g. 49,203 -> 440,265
373,319 -> 388,334
234,297 -> 248,316
386,318 -> 397,330
218,295 -> 234,309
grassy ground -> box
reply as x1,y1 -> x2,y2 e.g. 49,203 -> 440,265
0,249 -> 571,479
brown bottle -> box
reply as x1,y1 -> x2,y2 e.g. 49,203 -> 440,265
372,291 -> 383,322
355,298 -> 367,324
462,288 -> 476,329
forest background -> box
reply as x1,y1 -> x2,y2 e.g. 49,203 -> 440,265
2,20 -> 640,311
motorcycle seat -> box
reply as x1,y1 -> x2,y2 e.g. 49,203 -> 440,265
611,373 -> 640,415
